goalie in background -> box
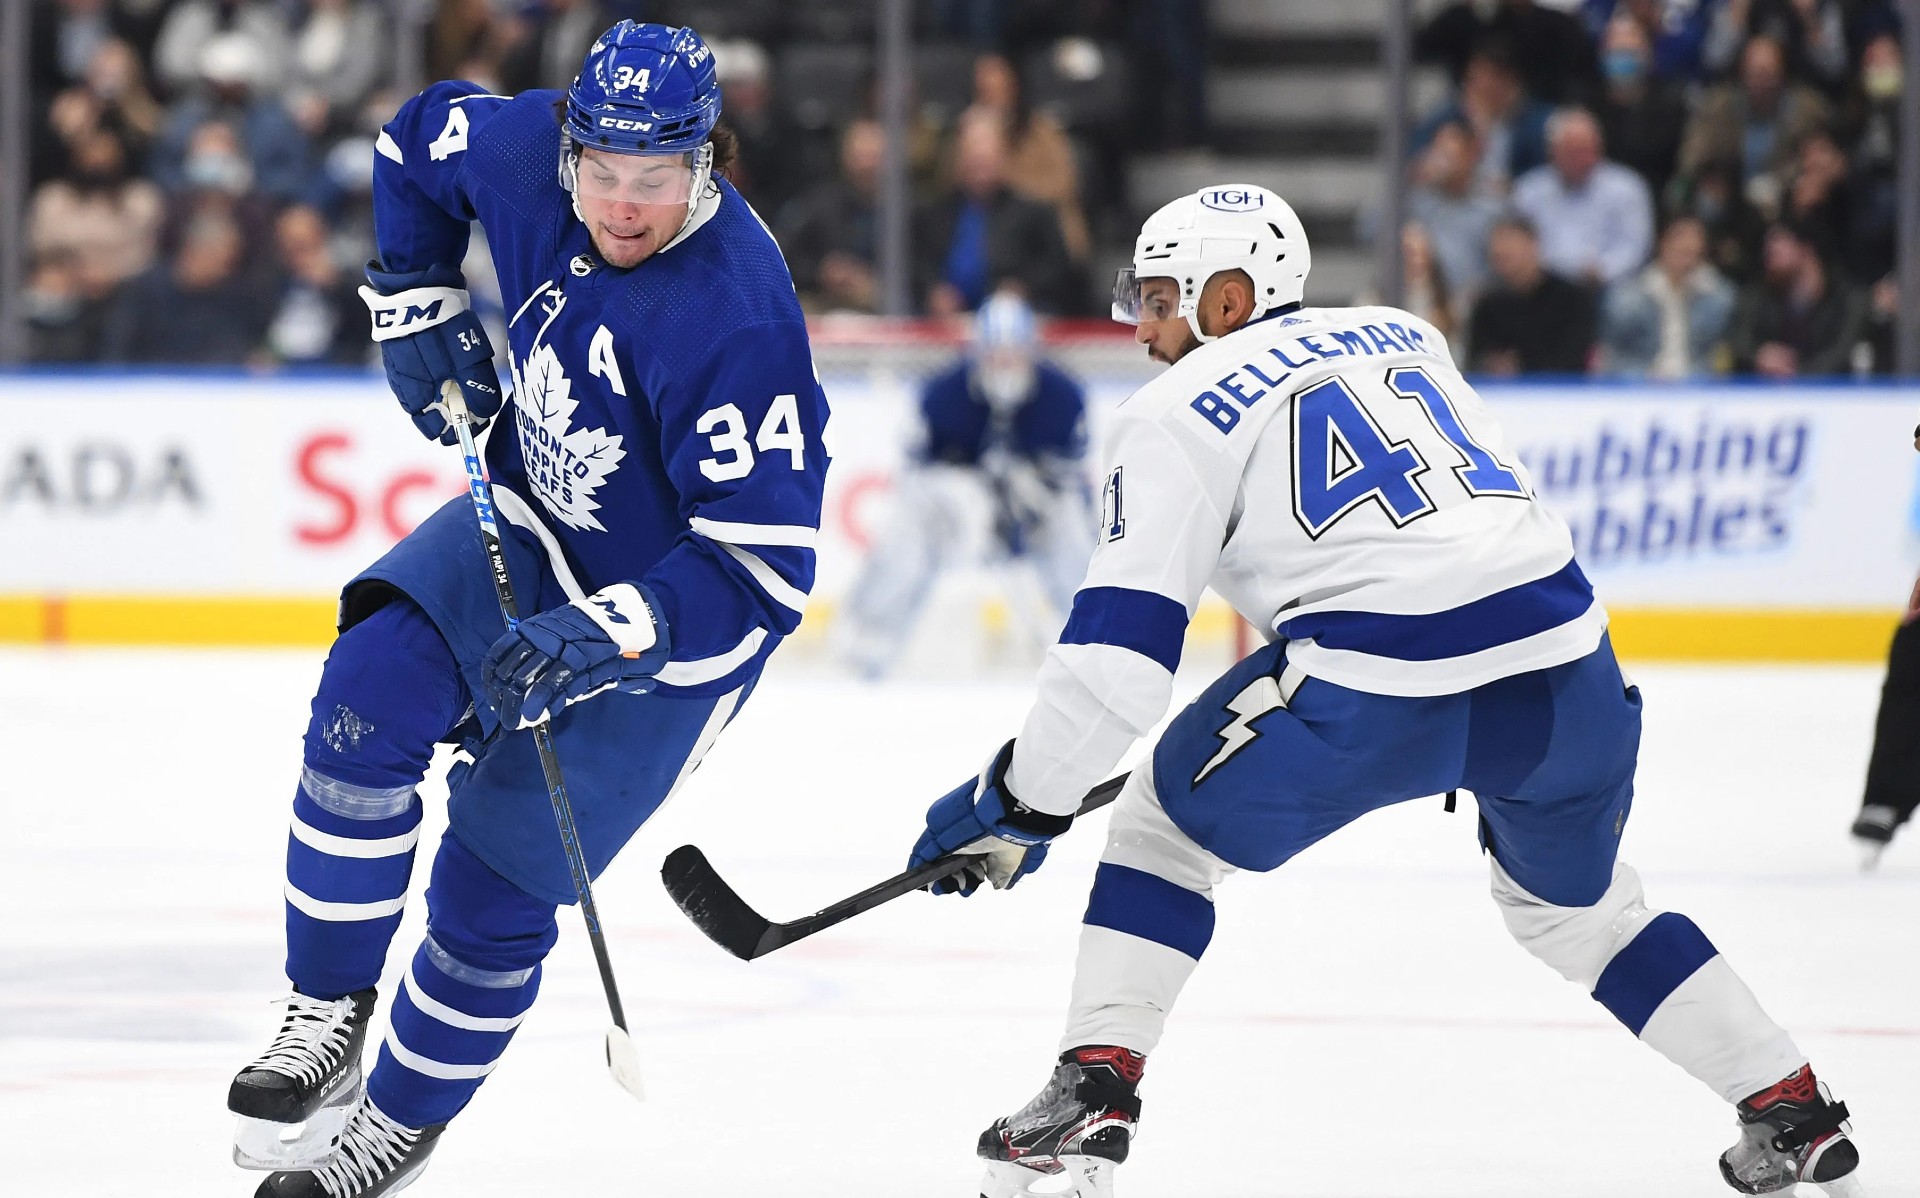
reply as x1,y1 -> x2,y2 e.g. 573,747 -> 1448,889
838,292 -> 1093,677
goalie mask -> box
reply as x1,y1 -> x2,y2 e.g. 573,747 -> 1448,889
1112,184 -> 1310,343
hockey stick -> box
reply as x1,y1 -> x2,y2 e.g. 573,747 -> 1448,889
661,771 -> 1130,960
441,381 -> 645,1102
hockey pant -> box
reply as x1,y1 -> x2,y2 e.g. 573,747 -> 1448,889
1060,642 -> 1806,1106
282,597 -> 727,1128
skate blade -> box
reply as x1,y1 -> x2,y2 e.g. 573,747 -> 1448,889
1809,1172 -> 1869,1198
979,1157 -> 1114,1198
231,1066 -> 361,1171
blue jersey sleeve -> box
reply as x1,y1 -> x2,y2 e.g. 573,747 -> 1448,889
638,319 -> 831,668
372,81 -> 514,274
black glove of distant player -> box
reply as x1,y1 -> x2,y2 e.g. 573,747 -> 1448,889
359,262 -> 503,445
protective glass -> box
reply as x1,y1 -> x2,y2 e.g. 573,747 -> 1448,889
572,145 -> 708,206
1110,268 -> 1181,324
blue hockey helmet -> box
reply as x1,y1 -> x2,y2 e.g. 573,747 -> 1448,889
563,22 -> 721,155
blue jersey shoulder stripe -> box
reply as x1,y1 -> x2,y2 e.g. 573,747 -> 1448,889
1060,586 -> 1188,674
1278,558 -> 1594,664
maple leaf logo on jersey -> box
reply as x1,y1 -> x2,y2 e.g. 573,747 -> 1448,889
510,344 -> 626,532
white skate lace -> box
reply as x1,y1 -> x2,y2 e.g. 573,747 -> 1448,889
246,994 -> 355,1087
314,1101 -> 418,1198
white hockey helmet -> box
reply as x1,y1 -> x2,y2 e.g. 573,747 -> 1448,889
1112,184 -> 1311,342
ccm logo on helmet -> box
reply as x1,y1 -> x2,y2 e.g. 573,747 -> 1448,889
1200,188 -> 1264,212
599,117 -> 656,131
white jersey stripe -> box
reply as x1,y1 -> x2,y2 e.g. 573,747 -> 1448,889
656,628 -> 768,687
284,884 -> 406,922
289,814 -> 421,860
403,962 -> 529,1032
717,543 -> 809,614
1286,603 -> 1609,698
383,1029 -> 499,1080
689,516 -> 818,548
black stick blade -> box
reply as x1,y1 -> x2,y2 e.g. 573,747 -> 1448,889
660,845 -> 776,960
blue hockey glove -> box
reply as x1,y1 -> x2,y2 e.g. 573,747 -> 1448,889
481,582 -> 673,729
359,262 -> 503,445
909,740 -> 1074,896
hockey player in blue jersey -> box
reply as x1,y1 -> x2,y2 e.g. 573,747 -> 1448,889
224,23 -> 828,1197
906,186 -> 1864,1197
839,292 -> 1092,676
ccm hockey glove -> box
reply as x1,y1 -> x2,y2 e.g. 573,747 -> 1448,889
910,740 -> 1074,896
360,262 -> 503,445
481,583 -> 673,728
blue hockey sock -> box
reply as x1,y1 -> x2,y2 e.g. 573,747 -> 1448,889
283,598 -> 469,999
368,833 -> 559,1128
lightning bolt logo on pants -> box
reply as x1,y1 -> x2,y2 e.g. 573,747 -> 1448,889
1194,675 -> 1286,784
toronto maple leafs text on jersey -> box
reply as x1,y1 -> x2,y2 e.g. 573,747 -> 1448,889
1003,306 -> 1607,816
372,81 -> 829,697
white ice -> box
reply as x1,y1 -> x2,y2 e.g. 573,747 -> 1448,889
2,646 -> 1915,1197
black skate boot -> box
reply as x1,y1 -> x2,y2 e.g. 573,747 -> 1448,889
1851,805 -> 1900,871
230,989 -> 376,1170
977,1046 -> 1144,1198
255,1095 -> 444,1198
1719,1066 -> 1863,1196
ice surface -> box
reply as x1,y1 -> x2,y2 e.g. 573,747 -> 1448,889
1,647 -> 1915,1197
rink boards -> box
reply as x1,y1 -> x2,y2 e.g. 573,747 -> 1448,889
1,369 -> 1916,662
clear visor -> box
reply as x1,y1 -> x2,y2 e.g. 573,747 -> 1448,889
975,347 -> 1036,408
1110,268 -> 1181,325
572,146 -> 705,206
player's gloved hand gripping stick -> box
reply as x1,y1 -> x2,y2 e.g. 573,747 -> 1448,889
661,772 -> 1127,960
440,380 -> 647,1101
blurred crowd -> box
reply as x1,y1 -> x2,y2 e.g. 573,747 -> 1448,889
20,0 -> 1194,366
1388,0 -> 1906,379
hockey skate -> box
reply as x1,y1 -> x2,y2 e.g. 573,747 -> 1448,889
1851,805 -> 1899,872
255,1094 -> 444,1198
230,990 -> 376,1170
977,1046 -> 1143,1198
1720,1067 -> 1864,1197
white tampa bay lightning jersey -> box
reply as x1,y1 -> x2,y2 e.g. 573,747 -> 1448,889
1004,304 -> 1608,815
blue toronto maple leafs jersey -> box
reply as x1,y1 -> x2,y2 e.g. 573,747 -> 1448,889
372,82 -> 829,696
914,360 -> 1087,469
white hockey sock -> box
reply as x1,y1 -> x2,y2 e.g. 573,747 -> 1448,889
1058,770 -> 1235,1056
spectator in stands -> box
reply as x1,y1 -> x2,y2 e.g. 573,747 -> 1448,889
915,109 -> 1076,316
1729,221 -> 1867,377
1417,1 -> 1600,105
427,0 -> 504,86
30,0 -> 142,104
26,126 -> 165,308
102,208 -> 276,364
1412,43 -> 1553,194
35,37 -> 166,185
1704,0 -> 1849,93
498,0 -> 618,93
1598,214 -> 1737,378
1834,31 -> 1901,283
965,52 -> 1091,262
1677,157 -> 1770,284
1782,131 -> 1859,270
284,0 -> 389,141
1468,215 -> 1597,374
153,34 -> 313,203
1363,223 -> 1459,344
1511,108 -> 1654,286
1679,34 -> 1830,204
1407,120 -> 1503,299
153,0 -> 289,99
23,252 -> 105,363
779,118 -> 885,314
1581,0 -> 1716,81
1863,274 -> 1897,374
266,204 -> 370,365
709,40 -> 806,225
1593,13 -> 1688,203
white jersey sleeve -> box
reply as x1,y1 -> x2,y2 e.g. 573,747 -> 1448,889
1004,381 -> 1244,816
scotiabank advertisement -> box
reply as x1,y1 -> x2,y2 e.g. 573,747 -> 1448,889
2,372 -> 1918,615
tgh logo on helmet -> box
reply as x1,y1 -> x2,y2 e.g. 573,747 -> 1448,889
1200,188 -> 1264,212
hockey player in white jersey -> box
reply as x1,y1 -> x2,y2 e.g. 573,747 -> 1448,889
904,185 -> 1864,1197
